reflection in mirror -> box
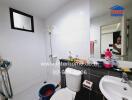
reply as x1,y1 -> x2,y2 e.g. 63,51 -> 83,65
10,8 -> 34,32
90,0 -> 132,61
101,23 -> 122,58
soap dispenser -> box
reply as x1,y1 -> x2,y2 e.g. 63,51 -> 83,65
104,49 -> 112,69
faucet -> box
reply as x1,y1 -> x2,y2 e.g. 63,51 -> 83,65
121,72 -> 129,83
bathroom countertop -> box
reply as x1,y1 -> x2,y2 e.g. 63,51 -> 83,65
59,59 -> 132,100
60,59 -> 132,75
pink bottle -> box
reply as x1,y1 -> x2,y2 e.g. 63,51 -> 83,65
104,49 -> 112,69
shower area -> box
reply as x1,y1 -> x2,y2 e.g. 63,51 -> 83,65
44,25 -> 60,85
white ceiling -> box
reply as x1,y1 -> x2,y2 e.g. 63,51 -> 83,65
0,0 -> 132,20
101,23 -> 121,34
0,0 -> 72,19
90,0 -> 132,19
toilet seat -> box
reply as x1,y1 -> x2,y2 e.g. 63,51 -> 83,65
50,88 -> 76,100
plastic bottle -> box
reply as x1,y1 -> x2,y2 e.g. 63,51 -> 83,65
104,49 -> 112,69
112,55 -> 118,68
68,51 -> 73,62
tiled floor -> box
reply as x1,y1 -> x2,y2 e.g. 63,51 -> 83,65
10,82 -> 44,100
9,82 -> 61,100
9,82 -> 104,100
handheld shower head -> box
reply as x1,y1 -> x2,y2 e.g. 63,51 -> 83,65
48,25 -> 54,33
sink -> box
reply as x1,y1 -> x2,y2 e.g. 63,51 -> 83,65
99,75 -> 132,100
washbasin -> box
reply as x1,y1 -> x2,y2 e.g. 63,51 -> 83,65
99,75 -> 132,100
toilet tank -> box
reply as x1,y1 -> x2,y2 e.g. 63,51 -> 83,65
65,68 -> 82,92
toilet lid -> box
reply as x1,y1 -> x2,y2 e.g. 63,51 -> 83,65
50,88 -> 76,100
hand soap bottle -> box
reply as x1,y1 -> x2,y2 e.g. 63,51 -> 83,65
104,49 -> 112,69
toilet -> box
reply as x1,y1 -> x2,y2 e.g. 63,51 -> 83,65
50,68 -> 82,100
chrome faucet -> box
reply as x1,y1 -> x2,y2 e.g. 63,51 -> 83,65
121,72 -> 129,83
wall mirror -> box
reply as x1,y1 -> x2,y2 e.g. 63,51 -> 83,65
90,0 -> 132,61
100,21 -> 130,61
10,8 -> 34,32
101,23 -> 122,57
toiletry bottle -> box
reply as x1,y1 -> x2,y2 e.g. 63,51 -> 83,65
104,49 -> 112,69
74,55 -> 79,61
68,51 -> 73,62
112,55 -> 118,68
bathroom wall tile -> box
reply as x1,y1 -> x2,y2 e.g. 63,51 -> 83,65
76,87 -> 104,100
108,70 -> 122,78
60,67 -> 66,88
90,67 -> 108,77
75,88 -> 90,100
82,68 -> 90,81
90,91 -> 103,100
89,75 -> 102,94
61,75 -> 66,88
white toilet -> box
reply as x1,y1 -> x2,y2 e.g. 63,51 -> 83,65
50,68 -> 82,100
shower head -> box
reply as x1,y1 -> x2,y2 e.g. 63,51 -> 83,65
48,25 -> 54,33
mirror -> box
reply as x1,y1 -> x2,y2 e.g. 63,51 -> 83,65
10,8 -> 34,32
101,23 -> 121,57
90,0 -> 132,61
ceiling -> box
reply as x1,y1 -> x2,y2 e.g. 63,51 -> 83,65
90,0 -> 132,19
101,23 -> 121,34
0,0 -> 132,20
0,0 -> 72,19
